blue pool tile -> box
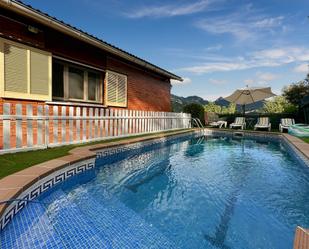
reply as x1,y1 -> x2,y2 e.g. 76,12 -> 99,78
0,202 -> 64,249
66,185 -> 177,249
43,190 -> 111,249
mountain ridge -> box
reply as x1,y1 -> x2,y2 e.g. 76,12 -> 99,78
171,94 -> 264,112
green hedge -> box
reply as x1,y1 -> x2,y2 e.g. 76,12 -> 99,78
218,113 -> 297,129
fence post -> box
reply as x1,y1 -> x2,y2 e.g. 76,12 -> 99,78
27,105 -> 33,147
95,108 -> 99,139
76,107 -> 81,142
16,104 -> 22,148
100,108 -> 104,138
3,103 -> 10,150
44,105 -> 49,147
37,105 -> 43,147
105,109 -> 109,138
69,106 -> 74,143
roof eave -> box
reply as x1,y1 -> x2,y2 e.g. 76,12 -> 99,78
0,0 -> 182,81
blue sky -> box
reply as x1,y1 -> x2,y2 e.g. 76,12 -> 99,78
24,0 -> 309,100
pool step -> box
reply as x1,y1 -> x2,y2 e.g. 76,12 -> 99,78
0,202 -> 65,249
66,186 -> 177,248
43,190 -> 111,249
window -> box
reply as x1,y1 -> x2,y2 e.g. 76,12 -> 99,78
68,67 -> 84,100
52,59 -> 102,103
88,72 -> 100,101
106,70 -> 127,107
0,38 -> 51,100
52,62 -> 64,98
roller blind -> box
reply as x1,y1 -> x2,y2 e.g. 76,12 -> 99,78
106,71 -> 127,107
4,43 -> 28,93
2,39 -> 51,101
30,51 -> 49,95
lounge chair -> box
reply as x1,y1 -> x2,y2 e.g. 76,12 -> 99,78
229,117 -> 246,130
254,117 -> 271,131
279,118 -> 295,132
210,120 -> 227,128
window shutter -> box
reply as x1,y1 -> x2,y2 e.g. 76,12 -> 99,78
117,74 -> 126,105
4,43 -> 28,93
30,51 -> 49,95
106,71 -> 127,107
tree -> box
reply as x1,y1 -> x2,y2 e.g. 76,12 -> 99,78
204,102 -> 236,114
183,103 -> 204,123
262,96 -> 297,113
204,102 -> 222,113
221,103 -> 236,114
282,74 -> 309,111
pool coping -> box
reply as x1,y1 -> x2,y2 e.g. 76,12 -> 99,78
1,128 -> 309,234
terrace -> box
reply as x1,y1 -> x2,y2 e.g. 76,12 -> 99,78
1,0 -> 309,249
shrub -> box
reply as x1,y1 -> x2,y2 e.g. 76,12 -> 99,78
219,113 -> 297,130
183,103 -> 204,124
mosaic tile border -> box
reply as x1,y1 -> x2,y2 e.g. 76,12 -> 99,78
95,131 -> 200,158
0,159 -> 95,231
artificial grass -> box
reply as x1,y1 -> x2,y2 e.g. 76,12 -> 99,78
0,129 -> 191,179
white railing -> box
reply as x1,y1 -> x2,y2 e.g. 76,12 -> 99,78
0,103 -> 191,154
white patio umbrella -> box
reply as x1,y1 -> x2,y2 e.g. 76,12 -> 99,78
224,86 -> 276,114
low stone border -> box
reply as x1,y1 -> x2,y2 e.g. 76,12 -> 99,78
0,129 -> 196,231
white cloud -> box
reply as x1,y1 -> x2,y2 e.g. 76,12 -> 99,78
195,5 -> 284,41
126,0 -> 217,18
243,72 -> 279,87
176,46 -> 309,74
208,78 -> 227,85
244,79 -> 254,85
256,72 -> 278,81
293,63 -> 308,73
253,16 -> 284,28
205,44 -> 222,52
171,77 -> 192,85
202,92 -> 230,101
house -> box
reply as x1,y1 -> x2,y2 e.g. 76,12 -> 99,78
0,0 -> 182,112
0,0 -> 189,153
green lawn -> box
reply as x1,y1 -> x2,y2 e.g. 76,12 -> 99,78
0,129 -> 191,179
301,138 -> 309,143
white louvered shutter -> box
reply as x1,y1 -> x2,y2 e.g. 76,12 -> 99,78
117,74 -> 127,106
106,71 -> 127,107
4,43 -> 28,93
30,51 -> 49,95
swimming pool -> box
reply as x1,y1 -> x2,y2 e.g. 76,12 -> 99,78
1,133 -> 309,249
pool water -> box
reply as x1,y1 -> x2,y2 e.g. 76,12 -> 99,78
1,135 -> 309,249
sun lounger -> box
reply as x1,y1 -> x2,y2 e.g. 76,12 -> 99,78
210,120 -> 227,128
229,117 -> 246,130
254,117 -> 271,131
279,118 -> 295,132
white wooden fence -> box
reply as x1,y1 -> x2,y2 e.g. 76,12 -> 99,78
0,103 -> 191,154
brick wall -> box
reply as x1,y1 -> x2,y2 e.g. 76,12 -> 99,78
0,8 -> 172,112
106,57 -> 171,111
